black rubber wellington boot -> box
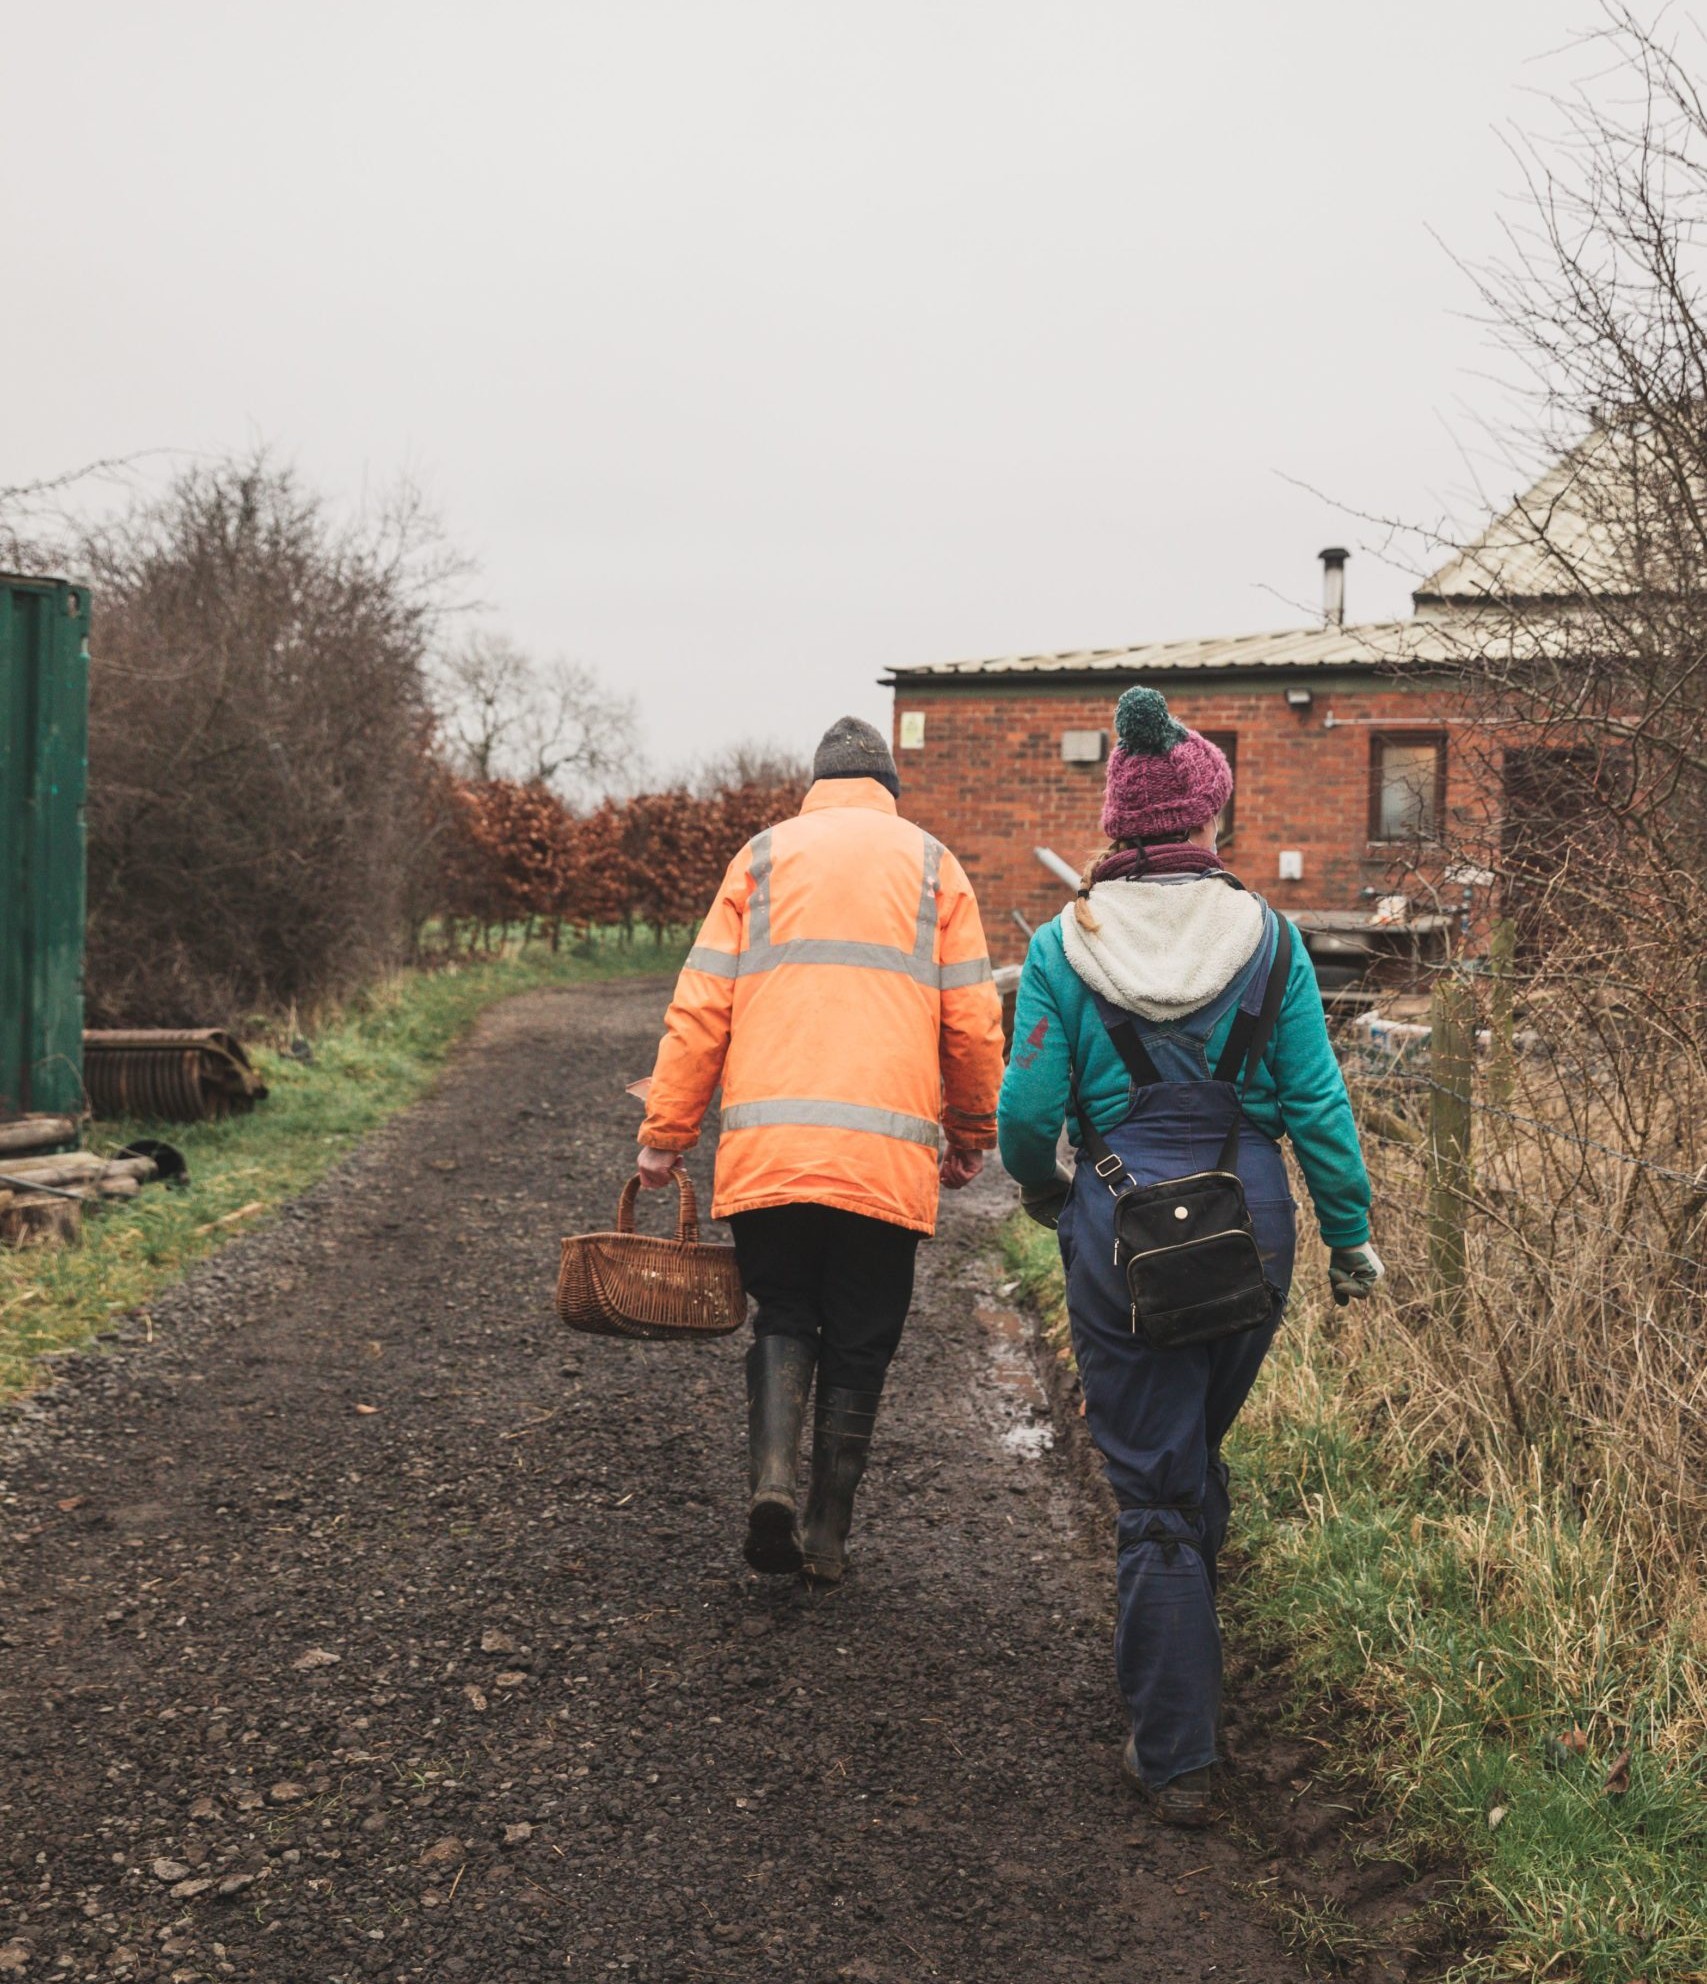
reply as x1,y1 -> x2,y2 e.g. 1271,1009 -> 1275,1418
799,1388 -> 881,1586
743,1335 -> 816,1574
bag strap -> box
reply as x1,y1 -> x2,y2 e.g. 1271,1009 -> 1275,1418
1071,917 -> 1293,1193
1068,1074 -> 1131,1195
1212,911 -> 1287,1082
1093,909 -> 1289,1091
1094,904 -> 1278,1090
1236,915 -> 1293,1088
1212,916 -> 1293,1174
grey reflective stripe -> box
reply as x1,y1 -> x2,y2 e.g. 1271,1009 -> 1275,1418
684,946 -> 739,978
731,824 -> 952,984
738,938 -> 939,985
720,1098 -> 942,1148
727,940 -> 990,987
747,830 -> 773,949
915,832 -> 943,960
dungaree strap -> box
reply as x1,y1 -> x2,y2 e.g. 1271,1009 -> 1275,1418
1211,916 -> 1292,1175
1211,987 -> 1261,1082
1101,1017 -> 1163,1088
1069,915 -> 1294,1193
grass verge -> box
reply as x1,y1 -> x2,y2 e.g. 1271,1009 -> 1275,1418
1000,1209 -> 1707,1984
0,933 -> 688,1401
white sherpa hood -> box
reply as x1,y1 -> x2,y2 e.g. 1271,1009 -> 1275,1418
1059,876 -> 1264,1022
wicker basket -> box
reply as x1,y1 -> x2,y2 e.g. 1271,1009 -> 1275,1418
556,1172 -> 746,1341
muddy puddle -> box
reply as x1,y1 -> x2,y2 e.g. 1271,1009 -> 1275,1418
974,1287 -> 1056,1460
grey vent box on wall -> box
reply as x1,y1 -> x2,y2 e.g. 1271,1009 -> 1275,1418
1060,729 -> 1107,764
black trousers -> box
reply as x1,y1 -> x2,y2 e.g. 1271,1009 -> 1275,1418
728,1203 -> 920,1397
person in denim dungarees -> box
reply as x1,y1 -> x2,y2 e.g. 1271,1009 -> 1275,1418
998,686 -> 1382,1827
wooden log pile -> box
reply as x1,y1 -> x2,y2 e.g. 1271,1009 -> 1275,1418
0,1151 -> 166,1248
0,1116 -> 81,1157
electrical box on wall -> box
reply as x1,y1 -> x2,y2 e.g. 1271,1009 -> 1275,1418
1277,850 -> 1304,881
898,711 -> 925,750
1060,729 -> 1107,764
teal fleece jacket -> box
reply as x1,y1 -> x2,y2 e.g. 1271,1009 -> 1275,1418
997,911 -> 1372,1249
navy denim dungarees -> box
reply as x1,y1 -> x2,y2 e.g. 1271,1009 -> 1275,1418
1056,904 -> 1297,1789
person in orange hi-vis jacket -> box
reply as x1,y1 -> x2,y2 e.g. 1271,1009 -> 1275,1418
637,716 -> 1005,1584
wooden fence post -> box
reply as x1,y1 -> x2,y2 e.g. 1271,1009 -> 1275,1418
1428,974 -> 1474,1327
1487,916 -> 1516,1112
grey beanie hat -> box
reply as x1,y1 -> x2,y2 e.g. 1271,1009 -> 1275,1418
812,715 -> 900,797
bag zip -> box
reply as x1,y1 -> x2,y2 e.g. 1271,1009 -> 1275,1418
1126,1227 -> 1261,1266
1112,1167 -> 1248,1266
1125,1229 -> 1269,1334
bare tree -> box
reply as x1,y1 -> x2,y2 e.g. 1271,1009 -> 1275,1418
1317,7 -> 1707,953
0,486 -> 53,576
80,448 -> 464,1021
434,631 -> 636,795
689,738 -> 812,797
0,457 -> 147,576
1329,7 -> 1707,1575
1458,9 -> 1707,833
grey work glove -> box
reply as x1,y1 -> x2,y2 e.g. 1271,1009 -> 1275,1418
1020,1165 -> 1073,1231
1328,1242 -> 1385,1307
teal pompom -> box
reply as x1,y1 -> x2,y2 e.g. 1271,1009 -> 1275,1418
1114,685 -> 1186,756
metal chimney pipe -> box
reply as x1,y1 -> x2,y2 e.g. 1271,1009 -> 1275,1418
1319,546 -> 1349,628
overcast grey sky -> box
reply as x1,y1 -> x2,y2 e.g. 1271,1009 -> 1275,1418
5,2 -> 1601,773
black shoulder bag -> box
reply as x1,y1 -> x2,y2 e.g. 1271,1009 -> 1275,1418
1071,917 -> 1293,1351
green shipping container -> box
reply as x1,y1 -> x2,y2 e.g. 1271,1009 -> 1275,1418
0,574 -> 91,1122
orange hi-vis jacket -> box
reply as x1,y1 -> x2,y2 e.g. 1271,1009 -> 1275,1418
639,778 -> 1005,1236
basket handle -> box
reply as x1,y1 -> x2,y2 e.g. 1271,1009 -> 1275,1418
616,1169 -> 701,1242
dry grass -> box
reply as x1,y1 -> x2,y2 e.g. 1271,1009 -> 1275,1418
1350,984 -> 1707,1574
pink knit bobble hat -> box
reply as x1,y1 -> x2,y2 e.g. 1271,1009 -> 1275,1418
1100,685 -> 1233,841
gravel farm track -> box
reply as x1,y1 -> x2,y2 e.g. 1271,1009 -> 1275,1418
0,980 -> 1440,1984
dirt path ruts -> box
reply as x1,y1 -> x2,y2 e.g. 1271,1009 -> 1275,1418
0,980 -> 1312,1983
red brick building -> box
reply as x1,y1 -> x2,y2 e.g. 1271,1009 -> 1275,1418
883,468 -> 1594,975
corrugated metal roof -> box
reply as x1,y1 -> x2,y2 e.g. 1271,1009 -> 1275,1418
886,613 -> 1578,683
889,622 -> 1409,681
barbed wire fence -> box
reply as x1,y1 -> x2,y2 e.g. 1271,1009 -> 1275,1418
1330,932 -> 1707,1540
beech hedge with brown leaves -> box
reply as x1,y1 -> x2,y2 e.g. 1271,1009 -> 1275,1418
435,775 -> 807,946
